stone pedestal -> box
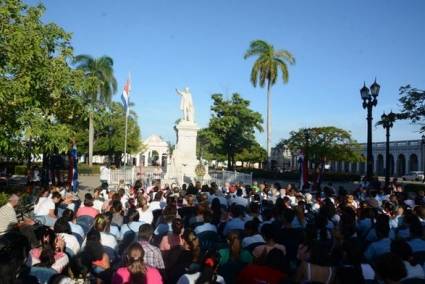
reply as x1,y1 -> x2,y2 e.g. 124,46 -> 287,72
165,120 -> 199,185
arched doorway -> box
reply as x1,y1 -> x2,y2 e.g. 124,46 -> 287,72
161,154 -> 168,167
397,154 -> 406,176
409,154 -> 418,172
351,162 -> 358,173
388,154 -> 395,176
376,154 -> 384,176
149,150 -> 159,166
140,154 -> 145,166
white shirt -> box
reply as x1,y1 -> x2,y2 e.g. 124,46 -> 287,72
59,233 -> 80,255
177,272 -> 225,284
242,234 -> 265,248
99,166 -> 110,181
100,232 -> 117,249
194,223 -> 217,235
138,208 -> 154,224
34,197 -> 55,216
93,199 -> 104,212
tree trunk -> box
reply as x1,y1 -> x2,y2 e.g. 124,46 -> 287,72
266,80 -> 272,169
88,112 -> 94,166
227,152 -> 231,170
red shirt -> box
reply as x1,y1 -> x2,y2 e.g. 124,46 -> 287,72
76,206 -> 99,218
237,264 -> 286,284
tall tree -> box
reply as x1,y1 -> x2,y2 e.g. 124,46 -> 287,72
282,126 -> 362,166
244,40 -> 295,168
398,85 -> 425,132
0,0 -> 95,163
73,55 -> 117,165
91,102 -> 142,166
202,93 -> 263,169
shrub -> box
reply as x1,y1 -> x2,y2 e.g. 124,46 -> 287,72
404,183 -> 425,193
78,164 -> 100,175
14,165 -> 27,175
0,192 -> 9,206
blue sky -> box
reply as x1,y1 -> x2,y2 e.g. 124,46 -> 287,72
27,0 -> 425,146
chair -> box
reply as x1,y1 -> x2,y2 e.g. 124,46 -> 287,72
197,231 -> 219,253
103,245 -> 118,264
245,242 -> 265,253
30,267 -> 57,284
72,232 -> 83,245
401,279 -> 425,284
76,216 -> 95,234
413,251 -> 425,265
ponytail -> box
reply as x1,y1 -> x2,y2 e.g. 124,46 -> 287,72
125,243 -> 147,284
195,256 -> 218,284
228,232 -> 241,262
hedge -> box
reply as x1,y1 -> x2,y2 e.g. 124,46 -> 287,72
237,168 -> 361,182
404,183 -> 425,193
77,164 -> 100,175
0,192 -> 9,207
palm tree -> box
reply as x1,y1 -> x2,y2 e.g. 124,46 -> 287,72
73,55 -> 117,165
244,40 -> 295,168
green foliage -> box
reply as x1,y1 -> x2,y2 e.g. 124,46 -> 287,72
0,0 -> 97,160
282,126 -> 362,163
398,85 -> 425,132
0,192 -> 9,207
244,40 -> 295,87
200,93 -> 263,169
404,183 -> 425,193
78,164 -> 100,175
236,142 -> 267,165
91,102 -> 141,156
14,165 -> 27,175
72,54 -> 118,106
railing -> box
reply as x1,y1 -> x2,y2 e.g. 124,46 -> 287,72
109,167 -> 136,187
208,169 -> 253,187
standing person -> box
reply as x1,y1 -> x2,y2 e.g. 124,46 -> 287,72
0,194 -> 34,235
99,163 -> 110,187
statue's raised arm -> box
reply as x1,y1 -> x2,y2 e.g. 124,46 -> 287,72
175,87 -> 194,123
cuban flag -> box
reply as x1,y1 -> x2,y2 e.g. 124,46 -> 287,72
121,76 -> 131,117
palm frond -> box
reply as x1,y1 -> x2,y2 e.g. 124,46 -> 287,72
274,50 -> 295,64
244,40 -> 272,59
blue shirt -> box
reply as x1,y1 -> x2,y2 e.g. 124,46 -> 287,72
364,238 -> 391,262
223,217 -> 245,236
120,221 -> 144,240
408,238 -> 425,252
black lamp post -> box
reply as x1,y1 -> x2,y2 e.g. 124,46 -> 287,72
380,111 -> 396,187
361,80 -> 380,181
304,129 -> 310,179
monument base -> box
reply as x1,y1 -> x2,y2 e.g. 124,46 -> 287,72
164,120 -> 199,185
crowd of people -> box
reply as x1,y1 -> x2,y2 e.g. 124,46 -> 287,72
1,177 -> 425,284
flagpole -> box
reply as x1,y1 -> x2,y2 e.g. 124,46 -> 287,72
123,72 -> 131,185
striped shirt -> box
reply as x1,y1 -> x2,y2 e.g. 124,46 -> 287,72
0,203 -> 18,235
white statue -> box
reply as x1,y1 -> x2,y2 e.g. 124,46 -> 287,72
176,87 -> 194,122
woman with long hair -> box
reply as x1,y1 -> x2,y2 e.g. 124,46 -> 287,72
112,242 -> 162,284
160,218 -> 184,251
218,231 -> 253,266
177,252 -> 225,284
